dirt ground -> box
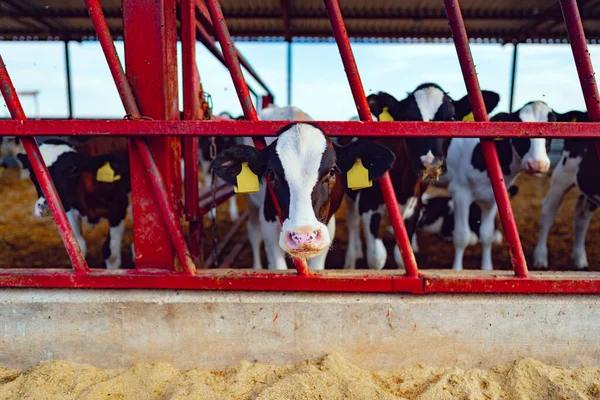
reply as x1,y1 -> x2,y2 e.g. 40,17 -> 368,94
1,166 -> 598,271
1,354 -> 599,399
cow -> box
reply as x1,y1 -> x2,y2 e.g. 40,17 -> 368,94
533,111 -> 596,269
446,101 -> 554,271
0,136 -> 28,179
212,106 -> 395,270
343,83 -> 501,270
411,185 -> 519,252
18,138 -> 131,269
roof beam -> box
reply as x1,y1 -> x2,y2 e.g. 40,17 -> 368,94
279,0 -> 291,41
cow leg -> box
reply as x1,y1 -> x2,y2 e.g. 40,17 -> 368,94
411,233 -> 420,253
534,157 -> 576,268
228,196 -> 240,221
344,194 -> 363,269
572,195 -> 596,270
14,157 -> 29,180
362,207 -> 386,270
451,191 -> 472,271
66,209 -> 86,257
103,220 -> 125,270
247,201 -> 263,270
308,215 -> 335,271
478,202 -> 498,271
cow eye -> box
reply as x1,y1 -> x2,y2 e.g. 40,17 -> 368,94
329,167 -> 336,177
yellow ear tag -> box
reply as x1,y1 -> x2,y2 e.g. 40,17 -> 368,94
96,162 -> 121,183
234,162 -> 260,194
378,107 -> 394,122
347,158 -> 372,190
462,112 -> 475,122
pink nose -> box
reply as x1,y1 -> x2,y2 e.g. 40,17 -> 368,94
284,227 -> 324,252
526,160 -> 549,174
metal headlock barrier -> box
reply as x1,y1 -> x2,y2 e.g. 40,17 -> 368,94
0,0 -> 599,293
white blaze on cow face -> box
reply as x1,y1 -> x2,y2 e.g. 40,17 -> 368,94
276,124 -> 331,258
32,143 -> 76,218
413,86 -> 445,122
517,102 -> 552,175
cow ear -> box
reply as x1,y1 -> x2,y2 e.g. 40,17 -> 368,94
335,139 -> 395,181
367,92 -> 398,121
555,110 -> 587,122
211,145 -> 268,186
454,91 -> 500,121
490,112 -> 517,122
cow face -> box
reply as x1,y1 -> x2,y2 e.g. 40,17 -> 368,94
491,101 -> 554,176
212,123 -> 395,259
18,141 -> 84,217
367,83 -> 500,180
0,136 -> 24,158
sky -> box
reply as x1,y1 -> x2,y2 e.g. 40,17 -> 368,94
1,40 -> 599,120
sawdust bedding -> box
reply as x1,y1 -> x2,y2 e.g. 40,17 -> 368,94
1,166 -> 598,271
1,354 -> 599,399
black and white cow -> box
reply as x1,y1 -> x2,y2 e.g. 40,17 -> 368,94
411,185 -> 519,251
343,83 -> 501,270
212,106 -> 395,270
446,101 -> 554,271
0,136 -> 28,179
18,139 -> 131,269
533,111 -> 596,269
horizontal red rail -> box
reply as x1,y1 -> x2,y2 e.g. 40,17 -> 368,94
0,120 -> 599,137
0,269 -> 598,294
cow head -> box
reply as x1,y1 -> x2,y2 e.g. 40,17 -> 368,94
212,123 -> 395,259
491,101 -> 554,175
18,140 -> 128,217
367,83 -> 500,180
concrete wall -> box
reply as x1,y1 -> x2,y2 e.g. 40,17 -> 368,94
0,289 -> 599,370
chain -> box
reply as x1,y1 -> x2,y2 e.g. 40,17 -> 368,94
209,137 -> 219,268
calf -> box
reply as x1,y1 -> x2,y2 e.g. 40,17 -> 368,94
18,139 -> 131,269
212,116 -> 395,270
0,136 -> 28,179
344,83 -> 500,270
412,185 -> 519,251
533,111 -> 596,269
446,101 -> 554,271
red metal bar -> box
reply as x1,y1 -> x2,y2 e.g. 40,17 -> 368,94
560,0 -> 600,156
3,120 -> 600,138
204,0 -> 309,276
444,0 -> 528,278
0,56 -> 89,274
182,0 -> 201,267
324,0 -> 419,277
86,0 -> 196,275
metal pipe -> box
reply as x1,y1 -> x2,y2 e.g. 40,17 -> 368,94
287,40 -> 292,105
324,0 -> 420,277
182,0 -> 201,267
444,0 -> 528,278
64,40 -> 74,119
559,0 -> 600,157
509,42 -> 518,113
0,55 -> 89,274
204,0 -> 310,276
84,0 -> 197,275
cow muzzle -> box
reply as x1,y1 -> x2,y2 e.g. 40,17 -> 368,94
420,158 -> 445,182
34,198 -> 51,218
524,159 -> 550,176
281,225 -> 330,259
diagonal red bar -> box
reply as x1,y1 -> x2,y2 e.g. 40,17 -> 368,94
0,56 -> 89,274
203,0 -> 310,276
84,0 -> 197,275
560,0 -> 600,157
444,0 -> 528,278
324,0 -> 419,277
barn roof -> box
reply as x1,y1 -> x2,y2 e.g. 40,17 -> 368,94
1,0 -> 600,43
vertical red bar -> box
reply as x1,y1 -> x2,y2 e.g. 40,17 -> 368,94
204,0 -> 310,276
122,0 -> 182,270
444,0 -> 528,277
324,0 -> 419,277
182,0 -> 202,267
560,0 -> 600,156
0,56 -> 89,273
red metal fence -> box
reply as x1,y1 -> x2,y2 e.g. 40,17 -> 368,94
0,0 -> 599,293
